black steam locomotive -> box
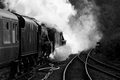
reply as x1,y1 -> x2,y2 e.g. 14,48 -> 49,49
0,9 -> 66,79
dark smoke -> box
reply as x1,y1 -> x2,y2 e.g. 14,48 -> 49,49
70,0 -> 120,45
69,0 -> 120,60
94,0 -> 120,59
0,0 -> 5,9
94,0 -> 120,42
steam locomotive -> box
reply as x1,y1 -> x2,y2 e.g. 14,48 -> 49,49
0,9 -> 66,79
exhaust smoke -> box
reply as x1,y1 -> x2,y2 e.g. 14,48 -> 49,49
4,0 -> 102,61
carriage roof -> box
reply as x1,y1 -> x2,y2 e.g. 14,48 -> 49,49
0,9 -> 18,20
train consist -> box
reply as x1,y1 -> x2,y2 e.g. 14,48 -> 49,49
0,9 -> 66,79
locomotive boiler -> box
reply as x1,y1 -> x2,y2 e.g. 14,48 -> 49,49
0,9 -> 66,80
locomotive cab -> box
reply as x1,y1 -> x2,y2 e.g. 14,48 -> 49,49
60,32 -> 66,46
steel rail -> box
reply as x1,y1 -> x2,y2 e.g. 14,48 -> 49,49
78,49 -> 120,79
63,54 -> 78,80
84,49 -> 93,80
89,55 -> 120,72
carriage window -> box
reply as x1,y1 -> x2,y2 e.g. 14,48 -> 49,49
3,21 -> 11,44
12,23 -> 15,43
3,21 -> 10,29
12,23 -> 18,43
15,24 -> 18,42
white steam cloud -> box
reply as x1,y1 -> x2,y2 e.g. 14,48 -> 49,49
4,0 -> 102,61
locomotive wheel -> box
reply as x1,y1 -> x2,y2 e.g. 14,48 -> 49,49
32,56 -> 37,67
43,52 -> 50,64
16,58 -> 30,76
23,58 -> 29,73
42,54 -> 46,64
38,55 -> 46,65
26,58 -> 31,71
38,57 -> 43,65
36,56 -> 40,65
35,55 -> 39,65
19,58 -> 27,74
16,63 -> 21,76
14,61 -> 25,77
10,61 -> 18,79
28,56 -> 36,70
20,60 -> 24,74
40,56 -> 45,65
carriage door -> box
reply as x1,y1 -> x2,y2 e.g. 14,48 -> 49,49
2,19 -> 12,61
11,21 -> 19,59
3,20 -> 11,44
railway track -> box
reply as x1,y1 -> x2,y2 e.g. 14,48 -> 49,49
14,69 -> 35,80
89,55 -> 120,72
85,49 -> 120,80
13,63 -> 50,80
63,49 -> 120,80
63,53 -> 89,80
28,63 -> 61,80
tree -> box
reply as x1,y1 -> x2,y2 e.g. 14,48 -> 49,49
0,0 -> 5,9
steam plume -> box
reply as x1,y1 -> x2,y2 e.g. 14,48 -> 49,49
4,0 -> 102,61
